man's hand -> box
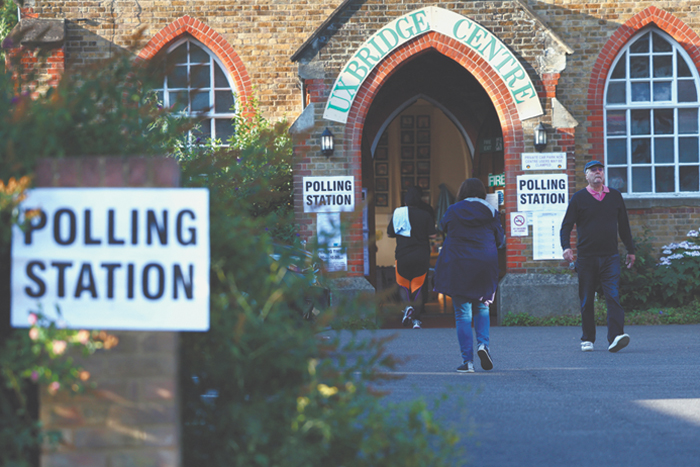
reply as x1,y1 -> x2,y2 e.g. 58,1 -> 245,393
563,248 -> 574,263
626,254 -> 636,269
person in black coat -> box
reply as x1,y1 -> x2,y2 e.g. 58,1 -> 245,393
433,178 -> 504,373
387,186 -> 437,329
560,160 -> 636,353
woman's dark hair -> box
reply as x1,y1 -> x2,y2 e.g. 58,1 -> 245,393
456,178 -> 487,201
403,186 -> 423,207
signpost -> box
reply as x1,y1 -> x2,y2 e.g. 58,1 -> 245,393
11,188 -> 210,331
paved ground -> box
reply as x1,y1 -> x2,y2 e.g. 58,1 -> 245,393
331,324 -> 700,467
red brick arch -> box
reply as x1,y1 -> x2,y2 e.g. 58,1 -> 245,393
587,6 -> 700,158
343,30 -> 527,273
138,16 -> 252,110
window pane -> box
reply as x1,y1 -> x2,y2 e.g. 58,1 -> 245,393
169,91 -> 188,112
189,43 -> 209,63
630,56 -> 649,78
631,109 -> 650,135
654,138 -> 674,163
607,110 -> 627,135
678,108 -> 698,134
215,119 -> 235,142
611,58 -> 626,79
632,167 -> 652,192
653,55 -> 672,78
608,167 -> 627,191
607,82 -> 626,104
653,81 -> 671,101
653,109 -> 673,134
191,65 -> 210,89
607,139 -> 627,164
631,82 -> 650,102
168,66 -> 188,88
214,63 -> 229,88
168,44 -> 187,66
191,91 -> 210,112
192,118 -> 211,141
630,32 -> 650,53
215,91 -> 234,113
677,52 -> 692,77
680,166 -> 700,191
652,32 -> 672,52
679,137 -> 699,162
655,166 -> 675,192
631,138 -> 651,163
678,80 -> 698,102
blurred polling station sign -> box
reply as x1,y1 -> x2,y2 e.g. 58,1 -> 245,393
11,188 -> 210,331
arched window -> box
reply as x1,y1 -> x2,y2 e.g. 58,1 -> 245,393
156,38 -> 236,144
605,28 -> 700,195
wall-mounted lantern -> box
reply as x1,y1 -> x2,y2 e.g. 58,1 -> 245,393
534,122 -> 547,152
321,128 -> 334,158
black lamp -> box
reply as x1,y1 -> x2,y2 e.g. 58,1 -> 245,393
534,122 -> 547,152
321,128 -> 334,158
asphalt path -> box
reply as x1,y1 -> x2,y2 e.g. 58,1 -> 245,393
331,324 -> 700,467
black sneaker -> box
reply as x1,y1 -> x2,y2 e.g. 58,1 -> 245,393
401,306 -> 414,327
457,362 -> 474,373
477,344 -> 494,370
608,334 -> 630,353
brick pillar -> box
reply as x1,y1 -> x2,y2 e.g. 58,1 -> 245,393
36,157 -> 181,467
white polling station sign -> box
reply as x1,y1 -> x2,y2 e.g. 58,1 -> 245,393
11,188 -> 210,331
302,176 -> 355,213
516,174 -> 568,212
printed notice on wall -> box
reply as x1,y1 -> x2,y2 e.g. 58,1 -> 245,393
318,247 -> 348,272
521,152 -> 567,171
510,212 -> 529,237
516,174 -> 568,212
533,211 -> 565,261
11,188 -> 210,331
303,176 -> 355,213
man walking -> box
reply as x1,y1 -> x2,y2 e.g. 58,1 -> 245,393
560,160 -> 636,353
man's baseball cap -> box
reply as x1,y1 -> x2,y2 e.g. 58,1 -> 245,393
584,160 -> 604,171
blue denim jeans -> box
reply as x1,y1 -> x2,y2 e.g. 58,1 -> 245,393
453,296 -> 490,363
576,254 -> 625,345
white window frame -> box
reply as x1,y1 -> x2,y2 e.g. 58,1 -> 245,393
604,27 -> 700,197
158,37 -> 237,145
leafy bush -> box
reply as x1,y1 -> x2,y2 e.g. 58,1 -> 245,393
619,230 -> 659,309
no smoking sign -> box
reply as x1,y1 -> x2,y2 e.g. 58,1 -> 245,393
511,213 -> 528,236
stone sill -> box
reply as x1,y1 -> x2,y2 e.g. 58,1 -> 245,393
624,197 -> 700,209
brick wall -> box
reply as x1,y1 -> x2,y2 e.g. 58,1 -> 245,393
24,0 -> 341,120
35,157 -> 181,467
21,0 -> 700,273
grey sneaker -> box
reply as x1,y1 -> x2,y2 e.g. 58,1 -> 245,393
477,344 -> 493,370
457,361 -> 474,373
608,334 -> 630,353
581,341 -> 594,352
412,319 -> 422,329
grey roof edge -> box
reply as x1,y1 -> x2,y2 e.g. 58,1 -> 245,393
515,0 -> 574,54
8,18 -> 66,47
291,0 -> 357,63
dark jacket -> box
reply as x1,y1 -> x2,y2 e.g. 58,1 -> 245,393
387,206 -> 436,279
433,198 -> 505,301
559,187 -> 635,257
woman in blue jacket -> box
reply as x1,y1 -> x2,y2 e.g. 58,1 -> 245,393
433,178 -> 505,373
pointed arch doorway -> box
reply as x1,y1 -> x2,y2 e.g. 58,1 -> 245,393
362,50 -> 505,314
